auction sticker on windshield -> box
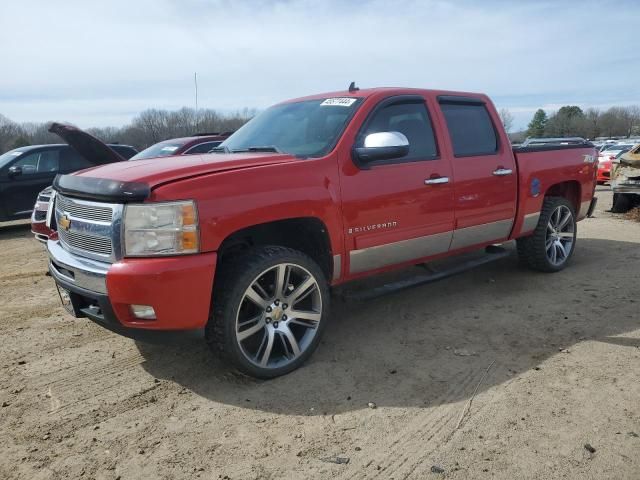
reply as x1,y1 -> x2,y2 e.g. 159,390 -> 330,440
321,98 -> 357,107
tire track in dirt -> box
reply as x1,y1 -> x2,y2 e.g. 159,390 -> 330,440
0,304 -> 61,327
27,351 -> 147,391
340,366 -> 486,480
400,367 -> 515,479
370,363 -> 505,480
0,270 -> 47,282
11,381 -> 175,455
221,368 -> 483,480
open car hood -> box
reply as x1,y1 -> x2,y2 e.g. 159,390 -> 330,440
49,122 -> 127,165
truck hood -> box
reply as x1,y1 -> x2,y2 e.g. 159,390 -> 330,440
74,151 -> 298,187
53,152 -> 299,203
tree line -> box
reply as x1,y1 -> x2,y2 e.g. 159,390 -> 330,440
0,107 -> 256,154
523,105 -> 640,140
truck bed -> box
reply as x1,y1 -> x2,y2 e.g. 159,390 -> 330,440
511,143 -> 597,239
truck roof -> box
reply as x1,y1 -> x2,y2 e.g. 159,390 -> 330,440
280,87 -> 490,105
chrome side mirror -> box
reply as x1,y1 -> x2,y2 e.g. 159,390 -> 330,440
354,131 -> 410,164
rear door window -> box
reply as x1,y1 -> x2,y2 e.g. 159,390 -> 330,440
440,102 -> 498,157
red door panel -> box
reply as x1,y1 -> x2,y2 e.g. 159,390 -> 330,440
338,95 -> 455,276
436,98 -> 517,249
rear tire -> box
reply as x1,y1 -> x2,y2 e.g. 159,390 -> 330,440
611,193 -> 633,213
517,196 -> 577,273
206,246 -> 329,379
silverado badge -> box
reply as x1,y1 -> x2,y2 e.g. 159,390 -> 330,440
59,214 -> 71,231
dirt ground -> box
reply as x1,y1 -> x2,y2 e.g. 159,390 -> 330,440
1,187 -> 639,480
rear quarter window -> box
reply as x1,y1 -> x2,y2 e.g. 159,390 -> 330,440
440,103 -> 498,157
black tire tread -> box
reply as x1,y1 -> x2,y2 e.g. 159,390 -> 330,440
516,196 -> 576,273
205,245 -> 328,378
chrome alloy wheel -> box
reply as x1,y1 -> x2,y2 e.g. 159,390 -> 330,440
545,205 -> 575,266
235,263 -> 322,369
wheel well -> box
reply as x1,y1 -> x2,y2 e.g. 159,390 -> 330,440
545,181 -> 581,213
217,218 -> 334,281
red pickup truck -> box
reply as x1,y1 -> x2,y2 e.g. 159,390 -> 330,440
46,87 -> 597,378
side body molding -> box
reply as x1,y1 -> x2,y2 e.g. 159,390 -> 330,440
348,219 -> 514,274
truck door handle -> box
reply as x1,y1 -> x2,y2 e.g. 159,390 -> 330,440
493,168 -> 513,176
424,176 -> 449,185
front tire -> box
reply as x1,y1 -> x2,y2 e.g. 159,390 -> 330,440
206,246 -> 329,379
517,196 -> 577,273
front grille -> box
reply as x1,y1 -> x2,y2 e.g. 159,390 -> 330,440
58,228 -> 113,256
56,195 -> 113,222
55,194 -> 120,261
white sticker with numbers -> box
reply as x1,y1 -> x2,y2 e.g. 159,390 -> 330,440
320,97 -> 357,107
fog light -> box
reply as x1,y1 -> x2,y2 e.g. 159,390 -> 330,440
130,304 -> 156,320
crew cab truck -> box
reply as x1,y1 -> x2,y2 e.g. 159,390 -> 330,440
46,87 -> 598,378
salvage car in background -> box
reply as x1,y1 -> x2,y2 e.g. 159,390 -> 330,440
0,142 -> 137,223
31,186 -> 54,243
610,143 -> 640,212
129,133 -> 232,160
597,143 -> 634,184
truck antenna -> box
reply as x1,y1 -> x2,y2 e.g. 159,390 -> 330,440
348,81 -> 359,93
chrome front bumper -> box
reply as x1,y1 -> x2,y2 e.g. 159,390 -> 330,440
47,240 -> 110,294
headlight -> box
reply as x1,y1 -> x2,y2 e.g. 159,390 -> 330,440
123,200 -> 199,256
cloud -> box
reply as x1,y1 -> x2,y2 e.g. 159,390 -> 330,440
0,0 -> 638,129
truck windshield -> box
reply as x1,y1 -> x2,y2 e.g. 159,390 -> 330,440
220,98 -> 363,158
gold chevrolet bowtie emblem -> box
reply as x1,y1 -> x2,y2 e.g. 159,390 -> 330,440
59,214 -> 71,231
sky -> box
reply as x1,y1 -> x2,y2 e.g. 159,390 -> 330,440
1,0 -> 639,131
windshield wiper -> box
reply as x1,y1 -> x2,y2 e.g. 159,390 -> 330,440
231,145 -> 282,153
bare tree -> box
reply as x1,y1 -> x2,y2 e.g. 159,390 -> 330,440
620,106 -> 640,138
499,108 -> 514,133
0,114 -> 24,152
582,108 -> 601,140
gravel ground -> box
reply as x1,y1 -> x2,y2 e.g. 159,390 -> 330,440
1,187 -> 639,480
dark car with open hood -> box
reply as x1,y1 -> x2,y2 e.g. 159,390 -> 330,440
0,130 -> 136,223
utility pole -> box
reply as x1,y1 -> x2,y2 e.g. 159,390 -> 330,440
194,72 -> 199,131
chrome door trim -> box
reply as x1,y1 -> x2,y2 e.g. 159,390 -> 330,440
349,231 -> 452,274
519,212 -> 541,235
449,219 -> 513,250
